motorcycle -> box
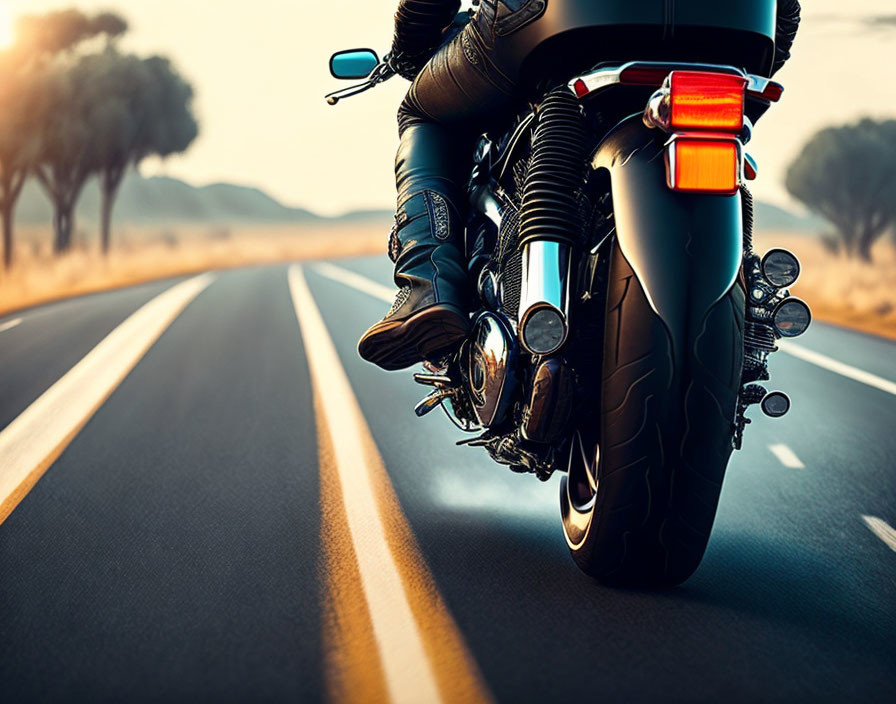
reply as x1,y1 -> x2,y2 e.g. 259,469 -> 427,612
326,0 -> 811,586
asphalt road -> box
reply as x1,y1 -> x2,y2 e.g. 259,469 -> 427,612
1,258 -> 894,703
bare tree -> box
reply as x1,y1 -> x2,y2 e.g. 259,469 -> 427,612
786,119 -> 896,262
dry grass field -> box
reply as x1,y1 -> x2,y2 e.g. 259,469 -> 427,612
0,223 -> 384,317
2,224 -> 894,341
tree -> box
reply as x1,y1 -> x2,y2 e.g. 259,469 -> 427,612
786,119 -> 896,262
0,8 -> 195,258
31,59 -> 95,253
22,10 -> 133,254
84,51 -> 198,253
14,9 -> 127,58
0,53 -> 41,269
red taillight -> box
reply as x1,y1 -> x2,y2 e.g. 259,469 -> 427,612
573,79 -> 589,98
756,81 -> 783,102
668,138 -> 740,195
619,65 -> 674,86
669,71 -> 747,132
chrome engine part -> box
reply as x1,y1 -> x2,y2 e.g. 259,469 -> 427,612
521,357 -> 575,444
466,312 -> 519,428
518,241 -> 571,355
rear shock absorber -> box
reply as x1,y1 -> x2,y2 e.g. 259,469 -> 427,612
516,88 -> 587,355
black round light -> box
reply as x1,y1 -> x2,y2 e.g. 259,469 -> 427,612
773,298 -> 811,338
762,248 -> 801,288
521,307 -> 566,355
761,391 -> 791,418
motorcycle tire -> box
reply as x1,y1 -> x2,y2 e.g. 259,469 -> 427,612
561,242 -> 745,586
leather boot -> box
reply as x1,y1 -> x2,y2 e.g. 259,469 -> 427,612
358,191 -> 469,371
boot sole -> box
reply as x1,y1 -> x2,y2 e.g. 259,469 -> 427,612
358,304 -> 468,371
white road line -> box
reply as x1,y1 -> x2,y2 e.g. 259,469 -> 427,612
312,265 -> 896,400
862,515 -> 896,552
777,341 -> 896,397
0,274 -> 214,523
768,443 -> 805,469
289,264 -> 442,704
0,317 -> 23,333
313,261 -> 394,303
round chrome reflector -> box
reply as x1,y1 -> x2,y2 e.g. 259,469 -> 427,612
761,391 -> 791,418
762,248 -> 801,288
773,298 -> 811,338
520,306 -> 566,355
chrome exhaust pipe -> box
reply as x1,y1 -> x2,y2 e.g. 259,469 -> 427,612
517,240 -> 571,355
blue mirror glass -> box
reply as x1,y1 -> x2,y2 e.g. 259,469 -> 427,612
330,50 -> 379,80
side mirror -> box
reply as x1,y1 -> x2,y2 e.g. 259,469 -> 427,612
330,49 -> 379,80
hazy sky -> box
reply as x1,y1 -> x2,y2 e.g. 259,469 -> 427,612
4,0 -> 896,214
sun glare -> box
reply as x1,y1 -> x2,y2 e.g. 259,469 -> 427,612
0,4 -> 13,50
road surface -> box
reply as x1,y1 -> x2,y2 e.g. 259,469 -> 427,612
1,258 -> 894,702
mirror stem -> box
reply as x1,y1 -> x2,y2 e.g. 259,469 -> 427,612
324,62 -> 395,106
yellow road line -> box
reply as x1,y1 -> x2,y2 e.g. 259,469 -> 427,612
0,274 -> 214,524
317,391 -> 391,704
289,265 -> 491,704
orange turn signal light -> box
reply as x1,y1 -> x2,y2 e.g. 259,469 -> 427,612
668,138 -> 740,195
669,71 -> 747,132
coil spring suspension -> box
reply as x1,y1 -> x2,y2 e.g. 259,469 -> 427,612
518,88 -> 587,249
741,183 -> 755,253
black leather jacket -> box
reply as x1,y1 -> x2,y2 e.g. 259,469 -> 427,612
394,0 -> 801,76
393,0 -> 461,59
773,0 -> 801,75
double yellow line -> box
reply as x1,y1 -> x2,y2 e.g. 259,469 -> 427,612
289,265 -> 492,704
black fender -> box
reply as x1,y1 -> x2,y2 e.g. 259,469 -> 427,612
591,115 -> 743,356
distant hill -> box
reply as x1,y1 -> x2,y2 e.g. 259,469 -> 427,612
14,171 -> 819,231
15,172 -> 389,227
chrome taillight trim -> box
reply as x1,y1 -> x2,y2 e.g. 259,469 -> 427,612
568,61 -> 782,103
643,85 -> 671,132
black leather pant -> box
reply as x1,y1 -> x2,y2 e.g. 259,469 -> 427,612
395,0 -> 522,212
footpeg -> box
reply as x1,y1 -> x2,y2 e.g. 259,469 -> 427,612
414,389 -> 455,417
413,372 -> 452,387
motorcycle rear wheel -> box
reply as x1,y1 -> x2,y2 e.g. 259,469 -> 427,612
560,243 -> 745,586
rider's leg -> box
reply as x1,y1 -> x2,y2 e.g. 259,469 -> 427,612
357,123 -> 474,371
358,6 -> 520,370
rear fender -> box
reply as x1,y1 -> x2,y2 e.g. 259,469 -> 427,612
591,115 -> 743,347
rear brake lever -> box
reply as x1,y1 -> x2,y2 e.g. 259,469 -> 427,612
325,61 -> 396,106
